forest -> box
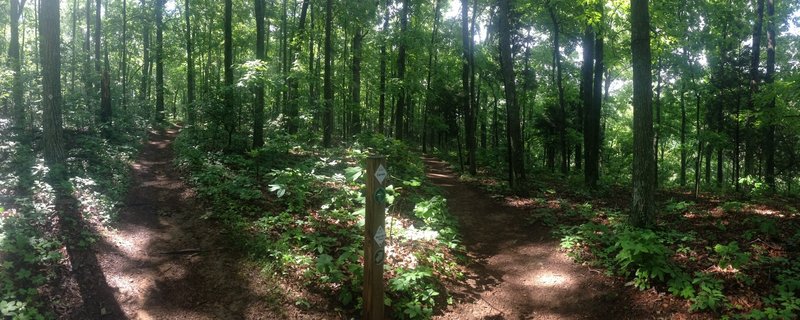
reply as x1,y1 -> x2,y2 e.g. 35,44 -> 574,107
0,0 -> 800,318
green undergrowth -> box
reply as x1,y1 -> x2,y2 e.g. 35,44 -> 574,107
174,130 -> 464,319
0,121 -> 146,319
543,197 -> 800,318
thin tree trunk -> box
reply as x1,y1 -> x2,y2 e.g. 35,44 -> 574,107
680,46 -> 688,187
581,22 -> 595,186
223,0 -> 234,140
351,26 -> 363,135
394,0 -> 410,140
422,0 -> 441,153
764,0 -> 776,191
378,0 -> 389,135
140,0 -> 149,103
155,0 -> 165,123
322,0 -> 333,147
746,0 -> 764,177
548,4 -> 567,175
253,0 -> 265,147
462,0 -> 476,174
186,0 -> 196,132
121,0 -> 127,110
9,0 -> 26,136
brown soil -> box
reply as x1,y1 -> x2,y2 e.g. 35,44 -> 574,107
424,157 -> 687,320
79,127 -> 336,320
59,129 -> 697,319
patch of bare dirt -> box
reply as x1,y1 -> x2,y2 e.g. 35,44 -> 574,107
79,127 -> 338,319
424,157 -> 687,320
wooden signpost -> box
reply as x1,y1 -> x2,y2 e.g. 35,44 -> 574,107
364,156 -> 386,319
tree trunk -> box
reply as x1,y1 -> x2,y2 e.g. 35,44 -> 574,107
9,0 -> 25,137
394,0 -> 410,140
630,0 -> 655,228
85,0 -> 94,110
654,56 -> 662,187
140,0 -> 149,103
548,5 -> 567,175
121,0 -> 127,110
581,22 -> 595,186
155,0 -> 165,123
462,0 -> 476,174
98,0 -> 112,134
423,0 -> 441,153
498,0 -> 524,189
680,46 -> 688,187
286,0 -> 310,134
223,0 -> 234,138
746,0 -> 764,177
253,0 -> 265,147
591,25 -> 604,179
764,0 -> 776,191
378,0 -> 389,135
185,0 -> 196,132
322,0 -> 333,147
351,26 -> 363,135
40,0 -> 66,180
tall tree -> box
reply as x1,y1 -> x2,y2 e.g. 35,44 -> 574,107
746,0 -> 764,177
253,0 -> 265,147
98,0 -> 112,134
185,0 -> 196,132
322,0 -> 333,147
223,0 -> 234,138
498,0 -> 524,189
585,2 -> 604,189
155,0 -> 165,123
40,0 -> 66,181
630,0 -> 655,227
462,0 -> 476,174
121,0 -> 127,110
422,0 -> 441,153
9,0 -> 26,137
394,0 -> 410,140
351,25 -> 363,135
548,3 -> 568,174
581,14 -> 596,187
140,0 -> 150,102
286,0 -> 310,134
763,0 -> 776,191
378,0 -> 389,134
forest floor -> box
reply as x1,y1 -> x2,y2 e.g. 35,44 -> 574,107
424,156 -> 693,320
69,129 -> 795,319
84,127 -> 337,320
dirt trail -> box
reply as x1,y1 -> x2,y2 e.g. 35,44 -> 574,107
424,157 -> 668,320
91,128 -> 312,320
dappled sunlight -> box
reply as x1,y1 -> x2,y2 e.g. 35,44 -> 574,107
504,196 -> 537,208
530,272 -> 571,287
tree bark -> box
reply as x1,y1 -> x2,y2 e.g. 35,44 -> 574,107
498,0 -> 524,189
548,4 -> 567,175
423,0 -> 441,153
155,0 -> 165,123
322,0 -> 333,147
581,22 -> 595,186
9,0 -> 26,137
98,0 -> 112,134
462,0 -> 476,174
378,0 -> 389,135
764,0 -> 776,191
253,0 -> 265,147
140,0 -> 150,102
351,26 -> 363,135
121,0 -> 127,110
744,0 -> 764,177
223,0 -> 234,138
630,0 -> 655,228
394,0 -> 410,140
40,0 -> 66,180
185,0 -> 196,133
